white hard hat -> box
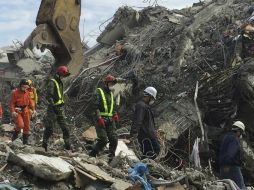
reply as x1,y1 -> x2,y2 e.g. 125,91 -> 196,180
144,87 -> 157,99
232,121 -> 245,132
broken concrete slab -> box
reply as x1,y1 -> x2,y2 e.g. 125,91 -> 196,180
16,58 -> 41,74
111,179 -> 132,190
76,162 -> 115,183
0,124 -> 14,132
114,140 -> 139,162
8,153 -> 73,181
82,127 -> 97,141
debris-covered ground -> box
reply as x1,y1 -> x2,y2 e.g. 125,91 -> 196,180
1,0 -> 254,189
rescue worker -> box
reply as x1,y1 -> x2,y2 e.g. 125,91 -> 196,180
219,121 -> 246,189
130,87 -> 160,160
27,79 -> 38,119
234,11 -> 254,63
42,66 -> 71,151
10,79 -> 34,144
89,74 -> 119,161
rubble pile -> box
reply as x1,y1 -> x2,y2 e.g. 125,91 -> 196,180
1,0 -> 254,189
65,0 -> 254,188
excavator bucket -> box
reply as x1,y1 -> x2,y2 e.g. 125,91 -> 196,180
24,0 -> 84,75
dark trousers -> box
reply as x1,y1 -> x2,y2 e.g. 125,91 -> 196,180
43,105 -> 70,145
220,166 -> 246,189
93,118 -> 118,156
138,136 -> 160,160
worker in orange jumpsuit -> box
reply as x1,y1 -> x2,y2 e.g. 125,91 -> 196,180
27,79 -> 38,119
10,79 -> 35,144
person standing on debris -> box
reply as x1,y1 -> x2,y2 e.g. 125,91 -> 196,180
27,79 -> 38,120
130,87 -> 160,160
219,121 -> 246,189
10,79 -> 35,144
89,74 -> 119,161
42,66 -> 71,151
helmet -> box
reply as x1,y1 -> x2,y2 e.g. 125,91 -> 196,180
144,87 -> 157,99
232,121 -> 245,132
56,66 -> 70,76
27,79 -> 32,86
19,79 -> 29,87
104,74 -> 116,83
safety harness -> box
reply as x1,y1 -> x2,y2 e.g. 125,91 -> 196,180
97,88 -> 114,117
51,79 -> 64,105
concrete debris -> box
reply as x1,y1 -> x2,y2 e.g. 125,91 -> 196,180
75,161 -> 115,183
82,127 -> 97,141
111,179 -> 132,190
2,0 -> 254,189
114,140 -> 139,162
0,124 -> 14,132
8,153 -> 73,181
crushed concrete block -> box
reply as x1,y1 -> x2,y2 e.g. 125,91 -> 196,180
16,58 -> 41,74
77,162 -> 115,182
111,179 -> 132,190
114,140 -> 139,162
82,127 -> 97,141
8,153 -> 73,181
0,124 -> 14,132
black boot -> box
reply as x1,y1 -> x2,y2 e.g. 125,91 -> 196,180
64,142 -> 71,150
89,149 -> 98,157
42,142 -> 48,152
12,131 -> 19,142
22,134 -> 29,145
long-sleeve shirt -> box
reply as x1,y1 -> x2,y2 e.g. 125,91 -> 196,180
131,100 -> 157,139
219,132 -> 241,167
46,75 -> 64,106
94,86 -> 116,118
9,88 -> 34,113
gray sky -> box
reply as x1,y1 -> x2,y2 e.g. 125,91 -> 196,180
0,0 -> 198,47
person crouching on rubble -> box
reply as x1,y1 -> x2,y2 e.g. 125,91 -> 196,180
219,121 -> 246,189
42,66 -> 71,151
10,79 -> 35,145
130,87 -> 160,160
89,74 -> 119,162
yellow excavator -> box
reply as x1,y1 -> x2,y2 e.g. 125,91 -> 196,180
24,0 -> 84,75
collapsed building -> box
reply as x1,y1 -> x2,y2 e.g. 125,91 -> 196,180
1,0 -> 254,189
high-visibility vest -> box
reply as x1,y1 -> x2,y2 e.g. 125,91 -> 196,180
51,79 -> 64,105
97,88 -> 114,117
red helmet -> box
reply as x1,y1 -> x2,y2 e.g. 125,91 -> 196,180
56,66 -> 70,76
104,74 -> 116,83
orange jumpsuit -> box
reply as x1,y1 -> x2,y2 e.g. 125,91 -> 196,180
27,87 -> 38,119
10,89 -> 34,135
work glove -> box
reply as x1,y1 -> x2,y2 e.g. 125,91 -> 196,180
113,113 -> 119,123
11,112 -> 18,118
98,117 -> 105,128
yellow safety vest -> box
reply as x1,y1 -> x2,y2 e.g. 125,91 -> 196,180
98,88 -> 114,117
51,79 -> 64,105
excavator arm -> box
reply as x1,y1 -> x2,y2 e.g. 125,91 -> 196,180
24,0 -> 84,75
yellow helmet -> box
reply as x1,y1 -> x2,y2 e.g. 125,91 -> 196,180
27,79 -> 32,86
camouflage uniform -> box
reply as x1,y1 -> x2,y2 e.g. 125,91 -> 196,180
90,86 -> 118,158
42,75 -> 70,150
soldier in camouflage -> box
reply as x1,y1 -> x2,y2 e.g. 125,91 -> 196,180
42,66 -> 71,151
89,74 -> 119,162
